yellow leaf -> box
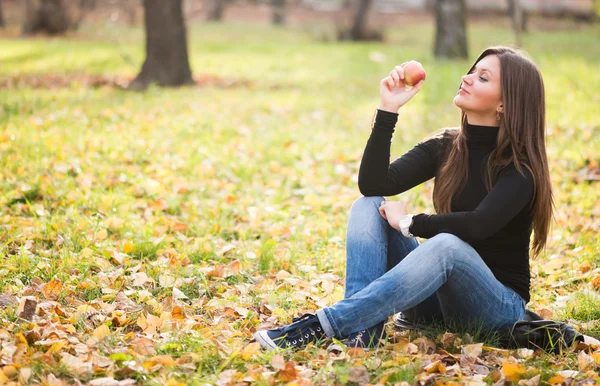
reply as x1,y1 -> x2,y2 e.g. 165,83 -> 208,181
165,379 -> 186,386
93,325 -> 110,340
46,340 -> 66,354
502,360 -> 527,382
240,342 -> 260,360
123,242 -> 134,253
547,375 -> 565,385
42,280 -> 62,300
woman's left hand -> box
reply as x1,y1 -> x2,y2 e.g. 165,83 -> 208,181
379,200 -> 408,232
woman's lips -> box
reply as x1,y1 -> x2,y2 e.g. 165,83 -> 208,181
459,87 -> 469,94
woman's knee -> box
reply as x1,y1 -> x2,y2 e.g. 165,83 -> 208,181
351,196 -> 384,211
421,233 -> 473,264
347,196 -> 386,238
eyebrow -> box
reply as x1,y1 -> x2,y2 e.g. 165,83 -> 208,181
474,65 -> 493,76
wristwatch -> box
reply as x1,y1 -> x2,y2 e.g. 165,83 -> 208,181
399,214 -> 415,238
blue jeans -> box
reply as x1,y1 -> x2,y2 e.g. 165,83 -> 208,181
315,196 -> 527,339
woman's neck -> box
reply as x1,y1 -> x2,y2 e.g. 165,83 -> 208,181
465,113 -> 499,127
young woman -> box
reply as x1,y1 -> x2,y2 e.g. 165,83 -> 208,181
254,46 -> 554,351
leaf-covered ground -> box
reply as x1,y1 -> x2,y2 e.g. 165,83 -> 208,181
0,20 -> 599,385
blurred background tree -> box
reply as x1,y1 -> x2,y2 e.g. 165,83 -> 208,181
0,0 -> 5,28
434,0 -> 468,59
130,0 -> 193,89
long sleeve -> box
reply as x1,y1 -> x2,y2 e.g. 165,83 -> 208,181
410,165 -> 535,242
358,109 -> 446,196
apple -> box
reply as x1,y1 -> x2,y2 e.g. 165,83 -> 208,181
402,61 -> 426,87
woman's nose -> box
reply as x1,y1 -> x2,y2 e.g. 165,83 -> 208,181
461,74 -> 472,85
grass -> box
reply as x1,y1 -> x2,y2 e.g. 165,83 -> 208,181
0,17 -> 599,384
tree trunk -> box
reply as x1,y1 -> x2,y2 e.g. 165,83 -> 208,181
434,0 -> 468,59
130,0 -> 194,90
23,0 -> 71,35
507,0 -> 527,35
0,0 -> 5,28
207,0 -> 226,21
349,0 -> 373,40
271,0 -> 286,25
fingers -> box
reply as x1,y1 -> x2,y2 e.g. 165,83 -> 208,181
389,66 -> 404,87
378,201 -> 387,220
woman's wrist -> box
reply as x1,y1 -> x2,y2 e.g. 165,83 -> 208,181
377,104 -> 400,114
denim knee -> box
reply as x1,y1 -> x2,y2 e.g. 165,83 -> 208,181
350,196 -> 384,212
422,233 -> 473,264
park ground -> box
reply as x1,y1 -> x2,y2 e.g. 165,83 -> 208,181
0,16 -> 599,385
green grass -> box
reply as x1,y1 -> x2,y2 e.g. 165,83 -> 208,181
0,19 -> 599,385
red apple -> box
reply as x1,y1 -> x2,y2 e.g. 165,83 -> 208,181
402,61 -> 426,87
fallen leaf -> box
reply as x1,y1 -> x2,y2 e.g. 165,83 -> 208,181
502,360 -> 527,383
42,280 -> 62,300
18,298 -> 37,321
277,361 -> 298,382
171,305 -> 186,320
462,343 -> 483,358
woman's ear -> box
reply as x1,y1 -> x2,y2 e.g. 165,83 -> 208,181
497,103 -> 504,114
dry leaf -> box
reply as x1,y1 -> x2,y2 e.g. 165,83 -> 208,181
93,325 -> 110,340
172,287 -> 188,299
18,298 -> 37,321
240,342 -> 261,360
277,361 -> 298,382
42,280 -> 62,300
271,354 -> 285,370
462,343 -> 483,358
502,360 -> 527,383
171,305 -> 186,320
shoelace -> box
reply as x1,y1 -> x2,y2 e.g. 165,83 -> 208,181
347,330 -> 366,345
280,313 -> 323,347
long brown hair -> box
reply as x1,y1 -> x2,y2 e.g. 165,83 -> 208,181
432,46 -> 554,257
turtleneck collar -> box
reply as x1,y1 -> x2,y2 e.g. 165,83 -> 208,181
464,119 -> 499,148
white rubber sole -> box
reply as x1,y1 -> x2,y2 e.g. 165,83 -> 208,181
254,331 -> 279,350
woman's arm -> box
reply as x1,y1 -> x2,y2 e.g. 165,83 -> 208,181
409,165 -> 534,241
358,109 -> 444,196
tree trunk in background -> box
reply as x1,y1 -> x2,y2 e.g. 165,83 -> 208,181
79,0 -> 96,10
0,0 -> 5,28
207,0 -> 226,21
130,0 -> 194,90
434,0 -> 468,59
507,0 -> 528,35
349,0 -> 373,40
23,0 -> 71,35
508,0 -> 523,46
271,0 -> 286,25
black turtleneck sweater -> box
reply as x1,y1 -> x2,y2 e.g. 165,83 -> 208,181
358,109 -> 534,302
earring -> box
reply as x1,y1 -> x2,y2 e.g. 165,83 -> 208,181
496,111 -> 501,121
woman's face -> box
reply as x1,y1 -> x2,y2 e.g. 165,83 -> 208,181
453,54 -> 503,122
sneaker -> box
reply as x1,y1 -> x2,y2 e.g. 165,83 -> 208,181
254,313 -> 328,350
393,312 -> 430,332
327,321 -> 387,352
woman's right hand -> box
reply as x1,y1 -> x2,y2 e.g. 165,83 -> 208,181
378,63 -> 425,113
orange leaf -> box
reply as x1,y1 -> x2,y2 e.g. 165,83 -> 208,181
592,275 -> 600,290
171,305 -> 186,320
42,280 -> 62,300
227,260 -> 242,275
131,337 -> 156,356
207,266 -> 224,278
277,361 -> 298,382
